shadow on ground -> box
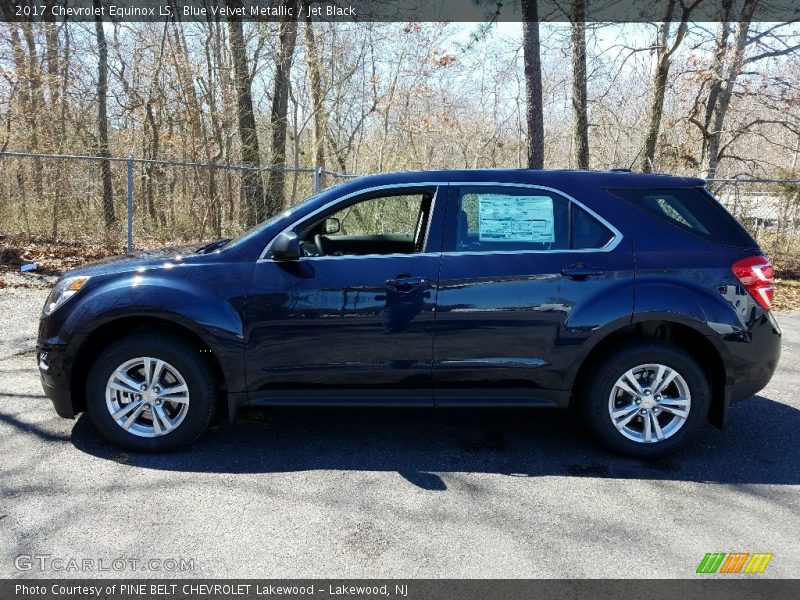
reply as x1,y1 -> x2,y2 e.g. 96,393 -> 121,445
61,394 -> 800,489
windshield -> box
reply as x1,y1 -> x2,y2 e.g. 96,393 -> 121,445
226,191 -> 324,249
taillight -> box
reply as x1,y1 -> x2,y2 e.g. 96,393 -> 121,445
732,256 -> 774,311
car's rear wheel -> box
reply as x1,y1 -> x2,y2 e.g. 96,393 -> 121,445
581,340 -> 710,458
86,334 -> 216,452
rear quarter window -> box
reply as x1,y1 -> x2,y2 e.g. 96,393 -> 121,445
606,187 -> 756,248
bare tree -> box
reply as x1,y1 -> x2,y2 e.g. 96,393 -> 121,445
641,0 -> 698,172
570,0 -> 589,169
302,0 -> 327,172
94,5 -> 115,227
694,0 -> 758,179
521,0 -> 545,169
228,2 -> 265,226
266,1 -> 299,214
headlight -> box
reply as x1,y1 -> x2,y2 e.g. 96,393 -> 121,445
43,276 -> 90,315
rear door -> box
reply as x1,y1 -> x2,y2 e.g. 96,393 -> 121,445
432,183 -> 634,405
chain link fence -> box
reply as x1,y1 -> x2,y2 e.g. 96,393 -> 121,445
0,152 -> 798,276
709,178 -> 800,276
0,151 -> 357,252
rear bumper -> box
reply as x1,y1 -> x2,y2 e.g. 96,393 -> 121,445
710,311 -> 781,427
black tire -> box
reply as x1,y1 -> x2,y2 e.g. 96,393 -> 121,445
580,340 -> 710,458
86,333 -> 216,452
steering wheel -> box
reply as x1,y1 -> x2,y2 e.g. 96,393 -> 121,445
314,234 -> 331,257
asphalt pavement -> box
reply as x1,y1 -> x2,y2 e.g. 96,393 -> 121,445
1,273 -> 798,578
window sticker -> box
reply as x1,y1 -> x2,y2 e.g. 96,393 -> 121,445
477,194 -> 554,243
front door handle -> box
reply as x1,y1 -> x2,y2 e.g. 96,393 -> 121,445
386,276 -> 428,292
561,264 -> 605,280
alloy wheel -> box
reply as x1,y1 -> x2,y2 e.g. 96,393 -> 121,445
607,363 -> 691,444
105,357 -> 190,438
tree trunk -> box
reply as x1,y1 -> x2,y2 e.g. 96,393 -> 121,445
701,0 -> 757,180
266,2 -> 299,216
641,0 -> 697,172
228,1 -> 264,227
302,1 -> 326,172
570,0 -> 589,169
45,23 -> 62,238
521,0 -> 544,169
94,7 -> 115,227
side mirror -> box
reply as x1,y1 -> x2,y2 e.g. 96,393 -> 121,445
324,217 -> 341,234
270,231 -> 301,260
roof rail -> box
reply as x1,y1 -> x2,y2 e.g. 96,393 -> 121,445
609,168 -> 632,173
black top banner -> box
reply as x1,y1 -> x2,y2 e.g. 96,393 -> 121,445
1,0 -> 799,23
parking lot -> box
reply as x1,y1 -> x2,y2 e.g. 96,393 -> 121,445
1,273 -> 798,578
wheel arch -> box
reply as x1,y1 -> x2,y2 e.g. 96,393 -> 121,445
69,315 -> 229,418
571,319 -> 727,426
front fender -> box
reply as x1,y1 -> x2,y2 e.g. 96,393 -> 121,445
56,263 -> 252,395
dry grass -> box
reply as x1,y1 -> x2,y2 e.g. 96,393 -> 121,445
0,234 -> 127,276
774,279 -> 800,312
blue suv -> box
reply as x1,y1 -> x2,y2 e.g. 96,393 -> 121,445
37,169 -> 782,456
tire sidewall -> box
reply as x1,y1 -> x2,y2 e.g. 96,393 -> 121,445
584,342 -> 710,458
86,335 -> 215,452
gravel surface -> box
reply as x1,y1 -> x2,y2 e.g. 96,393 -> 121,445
1,274 -> 798,578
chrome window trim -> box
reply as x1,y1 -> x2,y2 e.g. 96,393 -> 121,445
448,182 -> 623,254
259,182 -> 445,260
283,252 -> 443,261
259,180 -> 623,261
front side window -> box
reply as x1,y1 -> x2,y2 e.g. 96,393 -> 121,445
455,186 -> 613,252
297,188 -> 435,257
327,194 -> 423,237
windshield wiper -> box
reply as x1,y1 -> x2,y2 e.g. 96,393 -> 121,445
196,238 -> 231,254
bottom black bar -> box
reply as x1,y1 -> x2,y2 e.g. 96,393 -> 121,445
3,580 -> 798,600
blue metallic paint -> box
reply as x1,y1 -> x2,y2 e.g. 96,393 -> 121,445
36,169 -> 781,426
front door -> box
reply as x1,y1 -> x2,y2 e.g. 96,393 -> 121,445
245,185 -> 446,404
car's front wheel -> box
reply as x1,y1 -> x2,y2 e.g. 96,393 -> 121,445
581,340 -> 710,458
86,333 -> 216,452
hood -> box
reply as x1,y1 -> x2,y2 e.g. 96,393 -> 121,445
63,243 -> 217,279
87,243 -> 202,267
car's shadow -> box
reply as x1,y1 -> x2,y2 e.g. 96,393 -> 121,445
71,395 -> 800,489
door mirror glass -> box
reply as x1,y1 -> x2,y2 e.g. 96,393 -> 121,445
271,231 -> 301,260
324,217 -> 341,234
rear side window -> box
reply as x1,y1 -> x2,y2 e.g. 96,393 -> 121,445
606,187 -> 755,247
455,186 -> 615,252
572,203 -> 614,249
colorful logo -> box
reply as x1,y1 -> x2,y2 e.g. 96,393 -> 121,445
696,552 -> 773,574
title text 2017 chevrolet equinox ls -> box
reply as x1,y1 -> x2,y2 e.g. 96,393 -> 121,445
37,169 -> 782,457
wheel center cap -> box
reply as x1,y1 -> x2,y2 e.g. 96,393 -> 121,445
641,396 -> 656,409
143,390 -> 156,403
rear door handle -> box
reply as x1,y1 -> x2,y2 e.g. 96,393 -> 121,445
560,265 -> 605,280
386,276 -> 428,292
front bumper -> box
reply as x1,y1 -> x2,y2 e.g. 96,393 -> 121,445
37,345 -> 76,419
